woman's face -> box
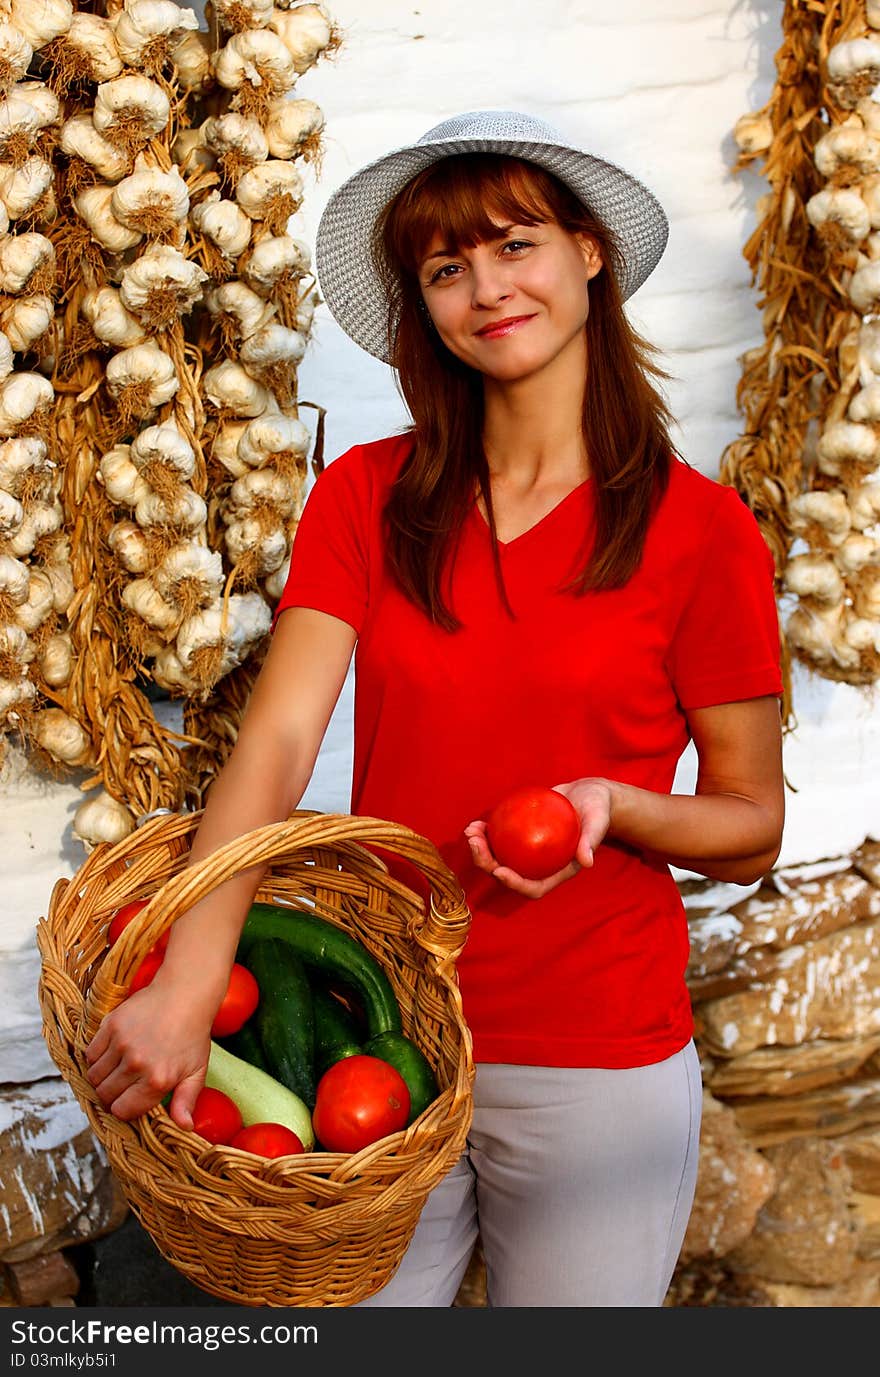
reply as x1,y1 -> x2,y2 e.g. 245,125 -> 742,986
417,218 -> 603,383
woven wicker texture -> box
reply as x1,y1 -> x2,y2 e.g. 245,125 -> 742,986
37,810 -> 475,1307
315,108 -> 670,362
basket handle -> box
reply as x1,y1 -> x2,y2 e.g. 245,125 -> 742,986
83,810 -> 471,1038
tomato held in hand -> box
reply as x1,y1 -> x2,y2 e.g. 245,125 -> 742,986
107,898 -> 169,951
485,784 -> 581,880
210,963 -> 260,1038
191,1087 -> 243,1145
312,1054 -> 410,1154
230,1123 -> 305,1158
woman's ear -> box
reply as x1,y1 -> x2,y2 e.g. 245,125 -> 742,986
578,234 -> 603,281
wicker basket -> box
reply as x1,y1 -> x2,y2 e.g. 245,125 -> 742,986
37,809 -> 475,1307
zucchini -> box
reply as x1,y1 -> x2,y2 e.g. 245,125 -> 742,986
311,983 -> 363,1078
240,904 -> 402,1038
365,1030 -> 439,1125
204,1041 -> 314,1150
247,937 -> 316,1108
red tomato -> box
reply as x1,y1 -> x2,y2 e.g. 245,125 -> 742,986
107,899 -> 169,952
312,1055 -> 410,1154
210,963 -> 260,1038
128,945 -> 164,993
485,784 -> 581,880
191,1087 -> 243,1146
230,1123 -> 305,1158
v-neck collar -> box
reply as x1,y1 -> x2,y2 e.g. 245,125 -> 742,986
471,477 -> 594,549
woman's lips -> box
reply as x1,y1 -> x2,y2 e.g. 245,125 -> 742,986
474,315 -> 535,339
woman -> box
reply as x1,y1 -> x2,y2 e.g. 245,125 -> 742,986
85,110 -> 785,1307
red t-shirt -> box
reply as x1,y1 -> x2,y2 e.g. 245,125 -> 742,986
275,432 -> 782,1068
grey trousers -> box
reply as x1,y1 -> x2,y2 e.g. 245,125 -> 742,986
357,1040 -> 702,1308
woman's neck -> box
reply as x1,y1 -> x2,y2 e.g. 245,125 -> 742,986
481,350 -> 589,489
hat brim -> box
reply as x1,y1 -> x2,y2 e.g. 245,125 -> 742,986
315,134 -> 669,364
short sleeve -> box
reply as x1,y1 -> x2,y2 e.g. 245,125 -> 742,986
272,445 -> 370,634
667,487 -> 783,710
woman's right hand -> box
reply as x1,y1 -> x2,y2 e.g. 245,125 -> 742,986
83,967 -> 220,1129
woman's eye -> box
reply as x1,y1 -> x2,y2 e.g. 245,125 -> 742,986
429,262 -> 460,284
503,239 -> 533,254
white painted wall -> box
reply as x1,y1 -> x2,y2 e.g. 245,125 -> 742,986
3,0 -> 878,1084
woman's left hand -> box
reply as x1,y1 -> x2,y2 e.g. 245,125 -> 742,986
464,779 -> 614,898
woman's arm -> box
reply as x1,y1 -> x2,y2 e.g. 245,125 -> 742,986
465,695 -> 785,895
84,607 -> 357,1125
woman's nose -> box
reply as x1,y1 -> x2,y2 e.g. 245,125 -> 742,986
469,255 -> 512,308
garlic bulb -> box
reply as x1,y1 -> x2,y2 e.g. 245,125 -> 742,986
113,2 -> 200,72
175,590 -> 272,681
816,419 -> 879,479
850,480 -> 880,530
0,622 -> 34,670
783,552 -> 845,605
122,576 -> 180,630
242,233 -> 310,295
75,183 -> 144,252
786,602 -> 846,667
842,613 -> 880,657
0,329 -> 12,377
99,444 -> 151,506
31,706 -> 90,766
239,320 -> 306,373
224,515 -> 288,573
202,359 -> 274,416
835,530 -> 880,574
110,156 -> 190,238
13,81 -> 61,130
806,186 -> 871,246
789,489 -> 852,545
81,286 -> 146,348
72,789 -> 135,845
235,160 -> 303,231
153,541 -> 224,615
205,279 -> 274,339
225,467 -> 298,519
0,94 -> 43,162
190,191 -> 252,260
237,412 -> 310,467
268,4 -> 334,75
171,126 -> 215,173
0,436 -> 51,497
0,371 -> 54,435
827,38 -> 880,107
264,96 -> 324,160
108,519 -> 151,573
59,114 -> 131,183
0,551 -> 29,607
171,29 -> 213,92
9,0 -> 73,50
848,379 -> 880,423
1,293 -> 53,353
853,565 -> 880,619
0,155 -> 54,221
202,111 -> 268,172
39,630 -> 73,687
130,421 -> 196,486
0,486 -> 23,533
814,124 -> 880,179
263,553 -> 291,601
212,0 -> 275,30
134,486 -> 207,531
0,672 -> 35,720
62,12 -> 124,83
0,25 -> 33,93
849,260 -> 880,313
209,418 -> 250,477
119,244 -> 208,329
0,231 -> 55,293
44,557 -> 73,614
13,567 -> 53,632
213,31 -> 298,101
732,111 -> 774,156
93,75 -> 171,151
105,341 -> 179,413
7,499 -> 63,556
295,288 -> 317,336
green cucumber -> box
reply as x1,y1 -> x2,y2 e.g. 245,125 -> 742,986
205,1041 -> 314,1151
240,904 -> 402,1038
220,1018 -> 270,1074
311,984 -> 363,1078
365,1030 -> 439,1125
246,937 -> 316,1109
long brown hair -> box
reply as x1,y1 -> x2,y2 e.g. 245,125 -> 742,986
374,153 -> 678,630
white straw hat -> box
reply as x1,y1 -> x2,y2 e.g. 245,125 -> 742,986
315,108 -> 669,363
